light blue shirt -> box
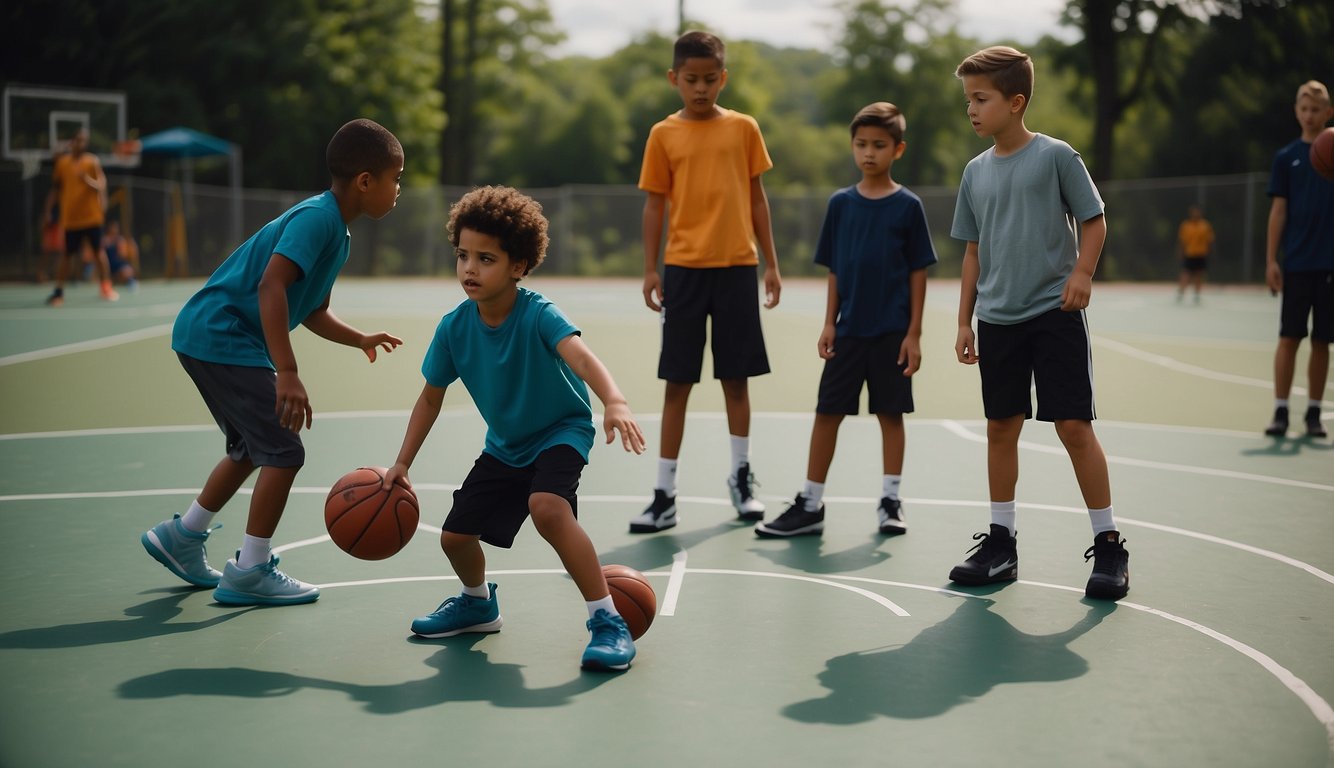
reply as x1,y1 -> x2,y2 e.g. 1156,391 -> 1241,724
422,288 -> 594,466
951,134 -> 1104,325
172,191 -> 349,368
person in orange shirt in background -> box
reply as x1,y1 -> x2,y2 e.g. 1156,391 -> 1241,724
44,129 -> 117,306
1175,204 -> 1215,303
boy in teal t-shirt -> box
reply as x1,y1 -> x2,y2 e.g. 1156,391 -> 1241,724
383,186 -> 648,672
142,119 -> 405,606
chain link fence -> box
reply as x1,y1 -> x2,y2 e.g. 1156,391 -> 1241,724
0,168 -> 1270,283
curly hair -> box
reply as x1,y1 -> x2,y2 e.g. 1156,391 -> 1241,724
447,186 -> 549,276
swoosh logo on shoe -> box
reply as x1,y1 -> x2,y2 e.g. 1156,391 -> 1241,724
989,559 -> 1016,577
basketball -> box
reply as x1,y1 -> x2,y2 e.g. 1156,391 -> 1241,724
324,466 -> 420,560
602,564 -> 656,639
1311,127 -> 1334,181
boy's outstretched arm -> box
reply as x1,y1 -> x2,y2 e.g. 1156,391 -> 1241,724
1061,214 -> 1107,311
383,382 -> 446,490
302,296 -> 403,362
557,334 -> 646,454
259,253 -> 313,432
956,242 -> 980,365
750,175 -> 782,308
642,192 -> 667,311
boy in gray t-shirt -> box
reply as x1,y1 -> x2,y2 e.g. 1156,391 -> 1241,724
948,46 -> 1129,601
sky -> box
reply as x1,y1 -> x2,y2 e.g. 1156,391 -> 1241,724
545,0 -> 1076,58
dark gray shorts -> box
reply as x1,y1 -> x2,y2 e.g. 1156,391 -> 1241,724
177,353 -> 305,468
977,308 -> 1096,422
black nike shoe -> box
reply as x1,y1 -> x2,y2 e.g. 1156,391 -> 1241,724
1084,531 -> 1130,600
755,495 -> 824,538
948,524 -> 1018,585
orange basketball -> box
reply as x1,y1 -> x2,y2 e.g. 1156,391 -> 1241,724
602,563 -> 656,639
324,467 -> 419,560
1311,127 -> 1334,181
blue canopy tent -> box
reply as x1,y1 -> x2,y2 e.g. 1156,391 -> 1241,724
137,126 -> 243,273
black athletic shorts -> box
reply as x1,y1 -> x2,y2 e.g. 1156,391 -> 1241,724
1279,271 -> 1334,342
65,226 -> 102,258
977,308 -> 1096,422
658,265 -> 770,382
1180,257 -> 1207,273
443,444 -> 584,548
177,353 -> 305,467
815,333 -> 914,415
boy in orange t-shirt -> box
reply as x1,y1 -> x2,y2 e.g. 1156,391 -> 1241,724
44,130 -> 117,305
629,30 -> 782,534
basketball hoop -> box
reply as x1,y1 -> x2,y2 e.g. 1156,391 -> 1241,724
111,138 -> 142,168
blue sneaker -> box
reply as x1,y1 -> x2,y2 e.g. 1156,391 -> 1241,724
141,515 -> 223,587
581,609 -> 636,671
213,553 -> 319,606
411,583 -> 502,638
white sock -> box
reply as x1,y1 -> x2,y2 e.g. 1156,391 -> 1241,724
237,534 -> 272,569
587,595 -> 618,619
1089,505 -> 1117,534
656,458 -> 678,495
801,480 -> 824,510
730,435 -> 749,473
991,500 -> 1017,537
180,500 -> 216,533
462,582 -> 491,599
1276,398 -> 1290,409
1309,400 -> 1323,411
883,474 -> 902,500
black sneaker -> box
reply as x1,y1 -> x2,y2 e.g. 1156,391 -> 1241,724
728,463 -> 765,521
628,489 -> 677,534
1305,407 -> 1328,438
755,495 -> 824,538
1084,531 -> 1130,600
876,497 -> 907,535
1264,406 -> 1289,437
948,524 -> 1018,585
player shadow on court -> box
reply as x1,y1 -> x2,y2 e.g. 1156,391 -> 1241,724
783,596 -> 1115,723
748,534 -> 891,574
594,520 -> 745,573
1243,435 -> 1333,457
0,588 -> 256,649
116,633 -> 613,713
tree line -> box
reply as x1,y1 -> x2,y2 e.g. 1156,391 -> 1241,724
3,0 -> 1331,193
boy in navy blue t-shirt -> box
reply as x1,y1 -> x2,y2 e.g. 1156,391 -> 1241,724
755,102 -> 936,539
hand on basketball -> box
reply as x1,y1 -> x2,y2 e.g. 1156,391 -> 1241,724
361,332 -> 404,363
382,463 -> 412,491
275,371 -> 313,432
956,326 -> 979,365
603,402 -> 646,454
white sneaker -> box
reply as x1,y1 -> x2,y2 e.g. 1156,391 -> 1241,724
213,553 -> 319,605
728,463 -> 765,521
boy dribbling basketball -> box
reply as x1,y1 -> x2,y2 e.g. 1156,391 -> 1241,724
383,186 -> 647,671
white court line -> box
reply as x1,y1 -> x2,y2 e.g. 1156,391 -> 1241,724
1093,335 -> 1301,394
0,323 -> 174,366
6,488 -> 1332,587
940,419 -> 1334,493
660,550 -> 688,616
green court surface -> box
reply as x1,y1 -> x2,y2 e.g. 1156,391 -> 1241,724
1,278 -> 1330,768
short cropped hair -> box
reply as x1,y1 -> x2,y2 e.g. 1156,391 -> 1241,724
448,186 -> 549,276
673,30 -> 725,70
956,46 -> 1034,105
1296,80 -> 1331,107
850,102 -> 906,143
326,118 -> 403,181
